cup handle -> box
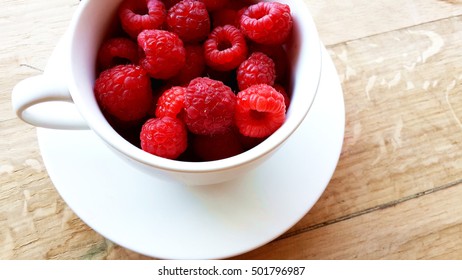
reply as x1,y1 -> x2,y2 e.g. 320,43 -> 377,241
11,75 -> 89,130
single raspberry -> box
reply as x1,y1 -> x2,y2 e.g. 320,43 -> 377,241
138,29 -> 186,79
166,0 -> 210,43
94,65 -> 153,122
155,86 -> 186,119
273,84 -> 290,111
184,77 -> 236,135
118,0 -> 166,38
198,0 -> 229,11
240,2 -> 293,45
169,44 -> 205,86
235,84 -> 286,138
204,25 -> 248,71
192,129 -> 243,161
97,37 -> 139,71
250,42 -> 289,83
140,117 -> 188,159
237,52 -> 276,91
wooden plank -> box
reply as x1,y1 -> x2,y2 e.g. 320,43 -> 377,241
234,183 -> 462,259
304,0 -> 462,46
283,15 -> 462,236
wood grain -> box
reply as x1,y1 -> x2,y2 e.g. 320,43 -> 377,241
1,0 -> 462,259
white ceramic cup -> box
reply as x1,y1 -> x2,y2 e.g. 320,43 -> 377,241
11,0 -> 322,185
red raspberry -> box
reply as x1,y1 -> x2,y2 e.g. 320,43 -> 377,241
192,129 -> 243,161
155,86 -> 186,119
138,29 -> 186,79
237,52 -> 276,91
169,44 -> 205,86
166,0 -> 210,43
235,84 -> 286,138
97,37 -> 139,71
140,117 -> 188,159
240,2 -> 293,45
204,25 -> 248,71
94,65 -> 153,122
184,77 -> 236,135
250,42 -> 289,83
198,0 -> 229,11
118,0 -> 166,38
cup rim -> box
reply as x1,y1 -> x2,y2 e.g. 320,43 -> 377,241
67,0 -> 323,174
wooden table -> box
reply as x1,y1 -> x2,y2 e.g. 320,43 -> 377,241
1,0 -> 462,259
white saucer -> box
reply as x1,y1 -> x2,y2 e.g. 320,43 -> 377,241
36,43 -> 345,260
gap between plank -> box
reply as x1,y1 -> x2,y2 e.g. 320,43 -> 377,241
324,14 -> 462,48
20,64 -> 44,73
276,178 -> 462,241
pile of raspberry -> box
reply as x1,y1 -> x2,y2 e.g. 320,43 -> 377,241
94,0 -> 293,161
